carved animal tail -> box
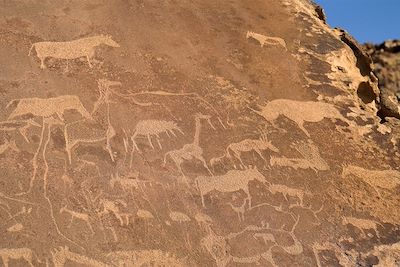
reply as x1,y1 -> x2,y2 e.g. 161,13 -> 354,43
28,43 -> 35,56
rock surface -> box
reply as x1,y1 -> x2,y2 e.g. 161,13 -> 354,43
0,0 -> 399,266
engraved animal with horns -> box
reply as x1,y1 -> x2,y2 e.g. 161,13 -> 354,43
28,34 -> 120,69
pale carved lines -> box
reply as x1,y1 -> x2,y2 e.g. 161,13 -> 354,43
129,120 -> 184,152
246,31 -> 287,50
342,216 -> 382,238
28,34 -> 120,69
59,204 -> 94,235
270,141 -> 329,172
64,79 -> 121,163
0,119 -> 40,143
98,198 -> 132,226
196,168 -> 267,207
51,246 -> 109,267
201,215 -> 303,267
106,249 -> 184,267
0,248 -> 38,267
251,99 -> 353,137
163,113 -> 214,180
210,129 -> 279,169
7,95 -> 92,121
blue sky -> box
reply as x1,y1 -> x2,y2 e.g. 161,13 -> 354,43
314,0 -> 399,44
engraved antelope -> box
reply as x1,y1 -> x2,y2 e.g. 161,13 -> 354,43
164,113 -> 214,178
196,168 -> 267,207
29,34 -> 120,69
59,205 -> 94,235
246,31 -> 287,50
211,130 -> 279,169
98,199 -> 132,226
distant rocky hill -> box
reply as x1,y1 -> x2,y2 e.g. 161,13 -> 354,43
364,40 -> 400,120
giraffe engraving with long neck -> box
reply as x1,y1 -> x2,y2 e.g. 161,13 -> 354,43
164,113 -> 215,179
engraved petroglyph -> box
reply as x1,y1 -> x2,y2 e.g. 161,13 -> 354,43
29,34 -> 120,69
196,168 -> 267,207
0,248 -> 38,267
109,172 -> 139,193
0,119 -> 41,142
342,165 -> 400,191
342,216 -> 382,238
51,246 -> 109,267
7,95 -> 92,121
137,209 -> 154,219
59,205 -> 94,235
246,31 -> 287,50
130,120 -> 184,152
270,142 -> 329,172
169,211 -> 191,223
0,139 -> 18,155
211,130 -> 279,169
201,228 -> 232,267
106,250 -> 184,267
164,114 -> 214,178
98,198 -> 132,226
268,183 -> 310,207
251,99 -> 353,137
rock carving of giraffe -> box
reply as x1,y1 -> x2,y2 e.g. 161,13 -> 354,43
164,113 -> 215,179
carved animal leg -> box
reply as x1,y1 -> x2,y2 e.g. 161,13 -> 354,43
67,216 -> 74,228
146,134 -> 155,149
254,148 -> 267,162
199,157 -> 213,176
2,257 -> 9,267
86,55 -> 93,68
156,136 -> 162,149
297,121 -> 310,137
86,221 -> 94,235
39,57 -> 46,69
234,151 -> 245,169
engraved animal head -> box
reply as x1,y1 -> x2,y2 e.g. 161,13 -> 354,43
59,204 -> 67,214
195,113 -> 215,129
97,79 -> 122,90
246,31 -> 252,39
100,34 -> 120,47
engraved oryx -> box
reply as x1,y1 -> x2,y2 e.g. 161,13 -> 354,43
28,34 -> 120,69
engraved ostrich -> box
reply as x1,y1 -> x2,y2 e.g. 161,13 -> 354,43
164,113 -> 215,179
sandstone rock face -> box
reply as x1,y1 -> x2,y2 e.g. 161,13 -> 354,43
365,40 -> 400,120
0,1 -> 399,266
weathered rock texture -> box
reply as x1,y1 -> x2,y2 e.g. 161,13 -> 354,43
365,40 -> 400,120
0,0 -> 399,266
